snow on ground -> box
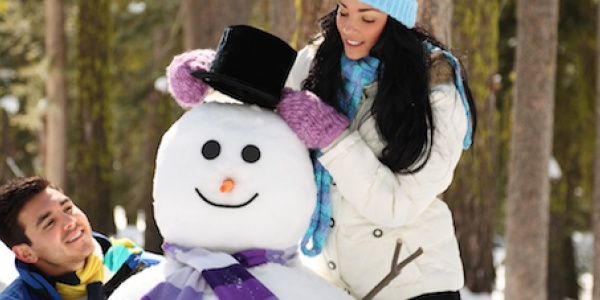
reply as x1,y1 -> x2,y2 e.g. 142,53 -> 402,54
0,212 -> 594,300
580,273 -> 593,300
0,242 -> 16,290
460,287 -> 493,300
574,231 -> 593,300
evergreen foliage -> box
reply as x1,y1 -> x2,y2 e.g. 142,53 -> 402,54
0,0 -> 46,181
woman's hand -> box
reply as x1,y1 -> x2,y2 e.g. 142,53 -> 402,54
277,88 -> 350,149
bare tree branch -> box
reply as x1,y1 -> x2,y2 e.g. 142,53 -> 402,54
362,239 -> 424,300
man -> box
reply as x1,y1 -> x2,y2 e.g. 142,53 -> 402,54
0,176 -> 162,300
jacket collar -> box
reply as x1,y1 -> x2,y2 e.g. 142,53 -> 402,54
15,260 -> 63,300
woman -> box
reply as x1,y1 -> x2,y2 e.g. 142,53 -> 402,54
277,0 -> 477,299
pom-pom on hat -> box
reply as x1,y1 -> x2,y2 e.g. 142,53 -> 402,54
359,0 -> 418,29
191,25 -> 297,109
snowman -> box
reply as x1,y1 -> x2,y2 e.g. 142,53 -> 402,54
108,25 -> 356,300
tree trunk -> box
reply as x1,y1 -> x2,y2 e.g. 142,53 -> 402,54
142,86 -> 169,253
593,0 -> 600,297
295,0 -> 335,50
75,0 -> 115,235
548,172 -> 580,300
444,0 -> 499,293
416,0 -> 452,47
44,0 -> 68,190
142,30 -> 174,254
547,211 -> 563,300
550,1 -> 596,298
0,110 -> 14,182
547,209 -> 578,300
183,0 -> 250,50
269,0 -> 297,45
504,1 -> 559,300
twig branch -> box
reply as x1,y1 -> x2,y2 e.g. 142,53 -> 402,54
362,239 -> 424,300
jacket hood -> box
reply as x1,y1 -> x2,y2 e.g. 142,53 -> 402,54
429,52 -> 455,87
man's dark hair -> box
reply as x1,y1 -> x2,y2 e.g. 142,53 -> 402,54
0,176 -> 61,248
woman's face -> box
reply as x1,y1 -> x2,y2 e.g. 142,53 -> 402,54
336,0 -> 388,60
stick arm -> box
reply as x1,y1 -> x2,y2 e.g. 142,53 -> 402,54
362,239 -> 424,300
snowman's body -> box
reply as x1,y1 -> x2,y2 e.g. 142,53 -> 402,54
109,94 -> 355,300
109,256 -> 352,300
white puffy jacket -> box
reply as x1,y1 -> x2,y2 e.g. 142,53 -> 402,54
285,45 -> 467,300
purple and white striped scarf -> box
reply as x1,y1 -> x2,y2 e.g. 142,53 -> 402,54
142,243 -> 298,300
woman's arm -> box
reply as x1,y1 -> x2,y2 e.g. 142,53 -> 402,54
285,45 -> 317,90
319,84 -> 468,227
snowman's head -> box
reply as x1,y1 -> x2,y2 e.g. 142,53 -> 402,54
153,96 -> 316,253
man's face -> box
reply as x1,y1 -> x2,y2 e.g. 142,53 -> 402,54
14,188 -> 95,277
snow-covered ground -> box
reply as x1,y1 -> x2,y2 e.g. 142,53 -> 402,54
0,210 -> 593,300
574,231 -> 593,300
0,241 -> 17,291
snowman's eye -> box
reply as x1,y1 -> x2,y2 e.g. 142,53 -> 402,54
242,145 -> 260,163
202,140 -> 221,160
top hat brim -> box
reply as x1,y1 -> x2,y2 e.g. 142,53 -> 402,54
191,70 -> 279,109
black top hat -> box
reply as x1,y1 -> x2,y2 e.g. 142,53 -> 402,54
191,25 -> 297,109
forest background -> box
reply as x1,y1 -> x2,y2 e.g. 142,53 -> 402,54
0,0 -> 597,299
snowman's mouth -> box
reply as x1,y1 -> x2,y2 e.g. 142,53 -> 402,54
195,188 -> 259,208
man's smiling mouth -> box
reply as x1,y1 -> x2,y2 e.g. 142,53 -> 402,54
195,188 -> 259,208
67,230 -> 83,243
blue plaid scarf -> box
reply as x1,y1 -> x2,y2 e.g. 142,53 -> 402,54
301,53 -> 380,257
142,243 -> 297,300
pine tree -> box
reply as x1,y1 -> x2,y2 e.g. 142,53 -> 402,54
294,0 -> 335,50
548,1 -> 597,298
44,0 -> 68,189
505,1 -> 559,299
592,0 -> 600,298
417,0 -> 452,46
75,0 -> 114,235
443,0 -> 500,293
269,0 -> 297,45
183,0 -> 250,50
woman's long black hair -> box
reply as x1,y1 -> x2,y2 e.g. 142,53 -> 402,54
303,7 -> 477,174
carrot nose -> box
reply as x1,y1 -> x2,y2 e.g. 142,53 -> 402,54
220,180 -> 234,193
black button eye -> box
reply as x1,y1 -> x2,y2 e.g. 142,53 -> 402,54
202,140 -> 220,160
242,145 -> 260,163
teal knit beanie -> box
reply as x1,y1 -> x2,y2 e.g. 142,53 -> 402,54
359,0 -> 418,29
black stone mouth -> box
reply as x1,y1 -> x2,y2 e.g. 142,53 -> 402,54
195,188 -> 259,208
